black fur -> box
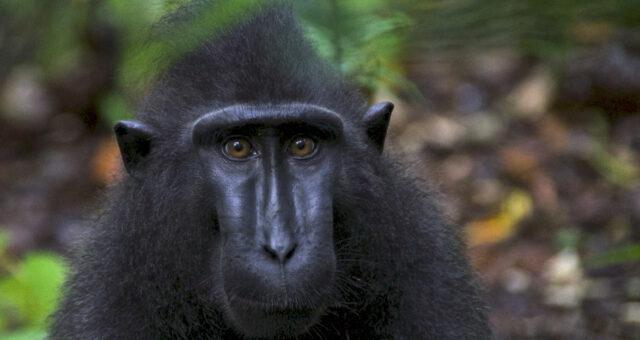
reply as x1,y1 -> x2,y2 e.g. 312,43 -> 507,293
50,2 -> 490,339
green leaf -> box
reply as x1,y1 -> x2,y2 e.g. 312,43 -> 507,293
118,0 -> 278,92
588,244 -> 640,268
0,253 -> 67,331
0,232 -> 8,253
99,92 -> 135,127
0,329 -> 47,340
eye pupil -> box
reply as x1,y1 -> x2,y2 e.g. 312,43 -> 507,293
224,138 -> 252,159
289,137 -> 315,157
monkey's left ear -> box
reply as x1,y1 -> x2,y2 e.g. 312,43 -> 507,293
363,102 -> 394,152
114,121 -> 155,179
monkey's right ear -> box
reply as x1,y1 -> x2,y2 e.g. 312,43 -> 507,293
363,102 -> 394,153
114,121 -> 154,178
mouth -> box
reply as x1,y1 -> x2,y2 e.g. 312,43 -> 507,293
227,292 -> 325,318
224,293 -> 326,338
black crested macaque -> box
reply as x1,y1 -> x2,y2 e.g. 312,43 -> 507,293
51,2 -> 490,339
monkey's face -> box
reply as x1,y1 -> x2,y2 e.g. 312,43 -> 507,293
192,104 -> 343,337
114,101 -> 392,337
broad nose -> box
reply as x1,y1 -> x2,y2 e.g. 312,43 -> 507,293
262,239 -> 298,264
259,143 -> 299,265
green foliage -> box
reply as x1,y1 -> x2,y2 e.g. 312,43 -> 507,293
1,0 -> 283,122
393,0 -> 640,58
99,92 -> 135,128
0,328 -> 47,340
586,114 -> 639,188
0,232 -> 67,339
588,244 -> 640,268
0,1 -> 87,78
299,0 -> 420,99
554,228 -> 582,251
3,0 -> 640,111
114,0 -> 277,94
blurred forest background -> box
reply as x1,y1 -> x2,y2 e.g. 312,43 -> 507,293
1,0 -> 640,339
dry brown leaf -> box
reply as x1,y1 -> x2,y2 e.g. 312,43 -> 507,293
466,190 -> 533,246
91,137 -> 122,185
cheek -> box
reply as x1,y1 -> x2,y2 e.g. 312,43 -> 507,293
293,177 -> 335,232
202,237 -> 226,301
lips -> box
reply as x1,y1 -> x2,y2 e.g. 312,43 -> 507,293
226,291 -> 324,315
224,293 -> 326,338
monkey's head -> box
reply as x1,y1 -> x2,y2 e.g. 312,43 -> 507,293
114,102 -> 393,337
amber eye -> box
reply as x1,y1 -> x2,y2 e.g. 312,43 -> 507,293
223,138 -> 253,159
289,136 -> 316,158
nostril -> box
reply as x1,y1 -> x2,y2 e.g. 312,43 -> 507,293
262,243 -> 297,263
285,244 -> 297,260
263,244 -> 278,260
